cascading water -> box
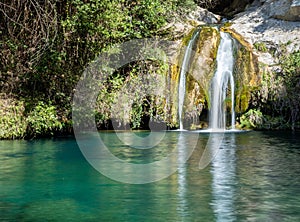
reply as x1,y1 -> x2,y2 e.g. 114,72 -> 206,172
209,32 -> 235,130
178,30 -> 200,130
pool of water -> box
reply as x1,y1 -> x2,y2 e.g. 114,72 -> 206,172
1,131 -> 300,221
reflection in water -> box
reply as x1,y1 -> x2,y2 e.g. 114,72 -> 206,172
95,131 -> 197,184
114,131 -> 166,149
199,132 -> 224,169
176,132 -> 187,219
211,133 -> 237,221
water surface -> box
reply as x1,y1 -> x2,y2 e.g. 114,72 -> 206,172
1,131 -> 300,221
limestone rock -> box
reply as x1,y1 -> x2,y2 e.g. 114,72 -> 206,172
270,0 -> 300,21
172,22 -> 194,39
197,8 -> 221,24
160,7 -> 221,40
184,6 -> 221,24
231,0 -> 300,67
291,0 -> 300,19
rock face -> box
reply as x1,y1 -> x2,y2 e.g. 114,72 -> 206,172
230,0 -> 300,66
163,0 -> 299,129
173,26 -> 259,129
196,7 -> 221,23
162,6 -> 221,41
271,0 -> 300,21
197,0 -> 299,20
291,0 -> 300,18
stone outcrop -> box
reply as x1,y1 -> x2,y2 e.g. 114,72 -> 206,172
230,0 -> 300,67
196,7 -> 221,24
291,0 -> 300,19
197,0 -> 299,20
185,6 -> 221,24
270,0 -> 300,21
162,6 -> 221,40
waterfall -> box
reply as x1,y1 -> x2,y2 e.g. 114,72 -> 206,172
209,32 -> 235,130
178,30 -> 200,130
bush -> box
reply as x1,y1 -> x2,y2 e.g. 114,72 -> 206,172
26,102 -> 62,138
239,109 -> 263,129
280,50 -> 300,130
0,98 -> 26,139
254,42 -> 268,52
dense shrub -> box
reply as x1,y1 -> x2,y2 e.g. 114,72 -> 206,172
239,109 -> 263,129
26,102 -> 62,138
0,98 -> 26,139
281,50 -> 300,129
0,0 -> 196,137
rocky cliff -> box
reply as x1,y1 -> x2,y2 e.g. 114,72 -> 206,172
172,0 -> 299,63
230,0 -> 300,65
167,0 -> 300,129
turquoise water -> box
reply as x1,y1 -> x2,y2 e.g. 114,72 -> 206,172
1,131 -> 300,221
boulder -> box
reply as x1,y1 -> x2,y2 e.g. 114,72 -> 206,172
182,6 -> 221,24
197,8 -> 221,24
271,0 -> 300,21
290,0 -> 300,20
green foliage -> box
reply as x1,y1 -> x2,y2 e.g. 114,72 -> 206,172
172,0 -> 197,14
256,50 -> 300,130
131,103 -> 144,129
95,58 -> 169,129
61,0 -> 175,61
281,51 -> 300,81
0,0 -> 202,137
254,42 -> 268,52
0,99 -> 26,139
26,102 -> 62,138
239,109 -> 263,129
281,50 -> 300,129
0,98 -> 64,139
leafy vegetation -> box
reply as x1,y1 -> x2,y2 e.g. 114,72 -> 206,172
26,102 -> 63,138
0,0 -> 197,138
0,98 -> 26,139
95,59 -> 170,129
253,50 -> 300,130
0,99 -> 62,139
254,42 -> 268,52
239,109 -> 263,129
280,50 -> 300,129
